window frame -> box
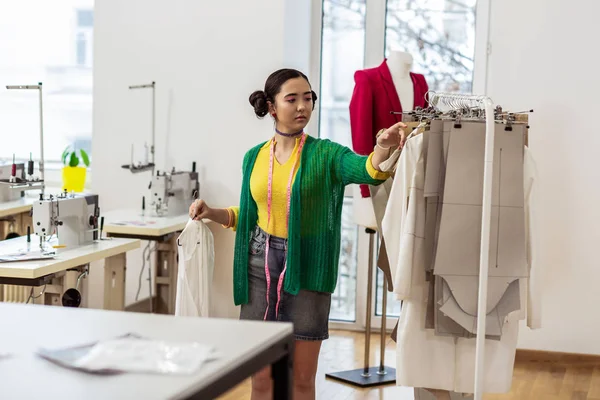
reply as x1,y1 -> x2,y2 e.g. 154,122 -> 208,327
311,0 -> 491,331
0,2 -> 95,189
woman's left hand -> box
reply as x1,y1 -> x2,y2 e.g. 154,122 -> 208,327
377,121 -> 408,150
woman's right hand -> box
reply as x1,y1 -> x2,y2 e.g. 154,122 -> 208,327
189,199 -> 212,221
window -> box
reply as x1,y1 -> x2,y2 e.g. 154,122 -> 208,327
329,198 -> 359,321
76,33 -> 87,66
319,0 -> 366,148
77,9 -> 94,27
320,0 -> 367,322
375,0 -> 478,318
75,8 -> 94,67
317,0 -> 481,325
0,1 -> 94,173
385,0 -> 477,93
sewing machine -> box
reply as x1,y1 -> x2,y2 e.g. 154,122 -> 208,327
149,165 -> 199,217
32,192 -> 100,249
0,163 -> 25,202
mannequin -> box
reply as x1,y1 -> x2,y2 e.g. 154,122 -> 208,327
349,50 -> 428,227
345,50 -> 430,391
387,50 -> 415,112
349,51 -> 428,199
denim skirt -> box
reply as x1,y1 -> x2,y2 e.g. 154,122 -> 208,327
239,226 -> 331,341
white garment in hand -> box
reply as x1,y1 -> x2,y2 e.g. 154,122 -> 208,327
380,136 -> 541,393
175,219 -> 214,317
381,134 -> 425,300
377,126 -> 422,174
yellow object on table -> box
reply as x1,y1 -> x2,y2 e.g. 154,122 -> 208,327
62,166 -> 86,192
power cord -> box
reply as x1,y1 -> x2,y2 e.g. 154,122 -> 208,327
26,284 -> 47,304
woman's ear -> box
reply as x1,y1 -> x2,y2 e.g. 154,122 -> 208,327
268,101 -> 276,118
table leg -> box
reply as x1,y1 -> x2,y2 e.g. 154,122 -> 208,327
154,235 -> 178,314
39,281 -> 62,306
271,337 -> 294,400
104,253 -> 126,311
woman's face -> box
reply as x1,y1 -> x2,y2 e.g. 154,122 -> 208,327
269,77 -> 313,133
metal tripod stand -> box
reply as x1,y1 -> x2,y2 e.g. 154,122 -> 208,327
326,227 -> 396,387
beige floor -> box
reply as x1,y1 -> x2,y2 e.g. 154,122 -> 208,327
218,330 -> 600,400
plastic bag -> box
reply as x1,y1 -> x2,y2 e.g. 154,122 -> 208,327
37,333 -> 215,375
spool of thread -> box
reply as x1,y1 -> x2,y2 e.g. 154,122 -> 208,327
27,226 -> 31,243
28,160 -> 34,176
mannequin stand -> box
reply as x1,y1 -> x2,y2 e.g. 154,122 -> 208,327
325,228 -> 396,387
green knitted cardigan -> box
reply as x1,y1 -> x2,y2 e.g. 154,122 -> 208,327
233,135 -> 387,305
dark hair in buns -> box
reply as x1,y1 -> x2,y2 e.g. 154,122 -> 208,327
249,90 -> 269,118
249,68 -> 318,119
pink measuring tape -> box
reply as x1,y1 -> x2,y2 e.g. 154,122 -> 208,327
263,133 -> 307,320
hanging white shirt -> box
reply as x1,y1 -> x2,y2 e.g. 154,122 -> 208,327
175,219 -> 215,318
381,135 -> 541,394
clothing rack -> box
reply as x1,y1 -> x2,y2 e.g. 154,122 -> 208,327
387,95 -> 532,398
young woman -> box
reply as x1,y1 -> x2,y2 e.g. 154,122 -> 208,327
189,68 -> 406,400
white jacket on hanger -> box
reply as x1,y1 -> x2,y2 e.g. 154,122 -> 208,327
381,135 -> 541,393
175,219 -> 215,318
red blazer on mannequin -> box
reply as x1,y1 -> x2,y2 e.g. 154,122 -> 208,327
349,59 -> 429,197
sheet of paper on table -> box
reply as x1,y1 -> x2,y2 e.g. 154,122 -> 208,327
36,333 -> 217,375
110,221 -> 158,227
0,250 -> 56,263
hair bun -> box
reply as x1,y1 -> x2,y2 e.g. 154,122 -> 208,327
249,90 -> 269,118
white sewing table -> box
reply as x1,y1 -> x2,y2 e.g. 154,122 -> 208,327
101,209 -> 205,315
101,209 -> 191,239
0,302 -> 294,400
0,236 -> 140,309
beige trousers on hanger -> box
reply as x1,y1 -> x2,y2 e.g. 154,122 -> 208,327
433,122 -> 528,337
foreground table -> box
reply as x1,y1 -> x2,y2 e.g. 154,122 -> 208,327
0,303 -> 294,400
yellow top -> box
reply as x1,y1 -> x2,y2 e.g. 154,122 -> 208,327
249,136 -> 302,238
228,136 -> 388,237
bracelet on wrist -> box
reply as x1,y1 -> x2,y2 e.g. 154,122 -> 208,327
229,208 -> 236,229
221,208 -> 233,229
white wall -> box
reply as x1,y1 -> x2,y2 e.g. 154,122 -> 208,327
89,0 -> 599,356
486,0 -> 600,354
91,0 -> 287,317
